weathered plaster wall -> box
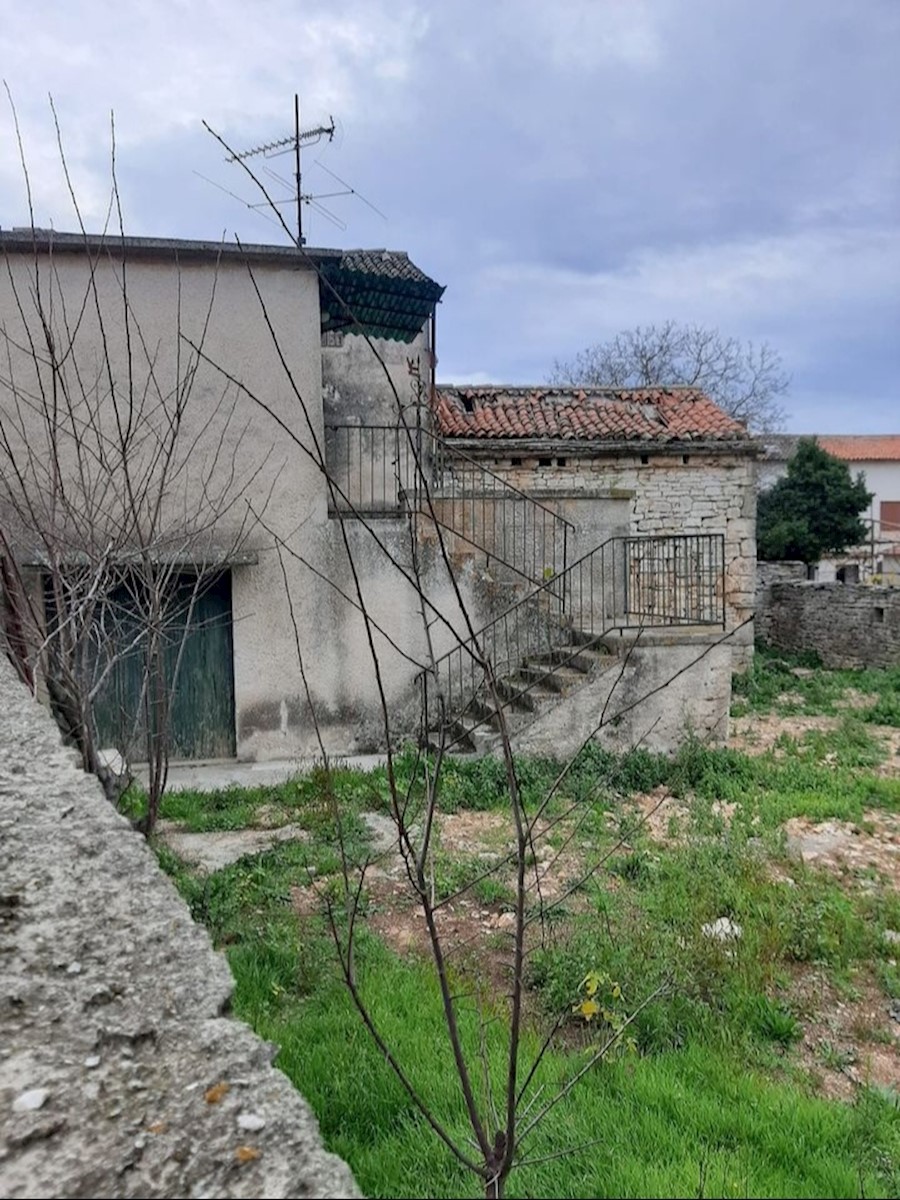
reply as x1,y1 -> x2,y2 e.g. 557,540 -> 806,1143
0,656 -> 359,1199
513,631 -> 733,758
322,329 -> 432,429
235,517 -> 501,759
0,251 -> 345,760
760,581 -> 900,668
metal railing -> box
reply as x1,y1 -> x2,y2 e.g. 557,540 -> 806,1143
422,532 -> 725,738
324,423 -> 573,587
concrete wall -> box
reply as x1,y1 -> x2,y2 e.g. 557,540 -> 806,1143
759,580 -> 900,668
236,517 -> 498,759
514,630 -> 733,758
0,655 -> 359,1199
322,328 -> 432,429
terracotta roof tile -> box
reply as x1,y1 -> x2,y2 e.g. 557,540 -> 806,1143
817,435 -> 900,463
433,386 -> 748,444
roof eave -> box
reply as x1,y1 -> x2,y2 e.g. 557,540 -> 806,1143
442,436 -> 760,458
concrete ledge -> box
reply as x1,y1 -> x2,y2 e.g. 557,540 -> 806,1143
0,657 -> 360,1200
601,625 -> 729,648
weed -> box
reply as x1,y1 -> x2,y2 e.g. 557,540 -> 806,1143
745,995 -> 804,1046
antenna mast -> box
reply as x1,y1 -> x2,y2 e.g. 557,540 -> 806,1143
227,96 -> 336,246
294,94 -> 302,247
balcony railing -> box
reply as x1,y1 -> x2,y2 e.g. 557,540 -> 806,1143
324,423 -> 573,588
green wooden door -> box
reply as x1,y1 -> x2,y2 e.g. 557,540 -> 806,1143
93,571 -> 236,761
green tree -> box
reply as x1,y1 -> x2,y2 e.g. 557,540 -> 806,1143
758,439 -> 872,564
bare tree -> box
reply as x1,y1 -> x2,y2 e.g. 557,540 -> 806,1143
550,320 -> 789,432
0,102 -> 273,831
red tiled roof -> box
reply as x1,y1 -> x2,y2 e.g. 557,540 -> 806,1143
434,386 -> 749,443
817,435 -> 900,463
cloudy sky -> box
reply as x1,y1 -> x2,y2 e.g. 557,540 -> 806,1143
2,0 -> 897,432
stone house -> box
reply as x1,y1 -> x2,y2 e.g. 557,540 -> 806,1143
433,386 -> 758,667
1,230 -> 747,765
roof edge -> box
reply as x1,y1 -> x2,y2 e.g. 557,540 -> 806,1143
445,436 -> 761,458
0,228 -> 427,273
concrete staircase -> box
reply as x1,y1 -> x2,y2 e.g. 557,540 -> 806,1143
441,629 -> 620,755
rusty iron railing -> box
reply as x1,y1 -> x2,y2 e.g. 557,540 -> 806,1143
324,423 -> 572,588
422,532 -> 726,739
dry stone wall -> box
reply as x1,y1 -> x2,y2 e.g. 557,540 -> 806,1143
755,560 -> 808,645
760,581 -> 900,668
0,656 -> 359,1200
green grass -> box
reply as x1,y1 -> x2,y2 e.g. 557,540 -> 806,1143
242,957 -> 899,1198
157,838 -> 899,1199
151,663 -> 900,1198
732,646 -> 900,726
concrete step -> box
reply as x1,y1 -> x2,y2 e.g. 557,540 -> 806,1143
434,626 -> 621,756
526,645 -> 610,673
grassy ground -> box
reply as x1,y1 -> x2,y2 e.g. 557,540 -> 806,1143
151,651 -> 900,1198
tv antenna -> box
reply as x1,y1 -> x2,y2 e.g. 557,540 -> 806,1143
226,96 -> 336,246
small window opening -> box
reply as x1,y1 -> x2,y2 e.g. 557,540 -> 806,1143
640,454 -> 649,465
461,395 -> 474,413
538,457 -> 552,467
875,606 -> 885,624
556,457 -> 568,467
682,454 -> 690,465
510,456 -> 522,467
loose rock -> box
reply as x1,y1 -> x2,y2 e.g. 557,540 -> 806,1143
12,1089 -> 49,1113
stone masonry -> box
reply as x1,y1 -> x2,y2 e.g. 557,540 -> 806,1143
760,580 -> 900,668
486,450 -> 757,665
754,560 -> 808,645
0,656 -> 359,1200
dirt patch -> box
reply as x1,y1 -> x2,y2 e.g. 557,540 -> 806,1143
780,964 -> 900,1101
730,707 -> 900,774
301,808 -> 594,995
784,811 -> 900,888
835,688 -> 880,712
438,810 -> 511,855
730,712 -> 842,755
872,725 -> 900,776
626,788 -> 737,846
627,788 -> 689,844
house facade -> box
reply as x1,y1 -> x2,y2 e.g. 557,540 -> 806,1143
1,230 -> 748,766
759,434 -> 900,580
0,230 -> 451,762
433,386 -> 758,667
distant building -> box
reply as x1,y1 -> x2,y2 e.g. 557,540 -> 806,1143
758,433 -> 900,580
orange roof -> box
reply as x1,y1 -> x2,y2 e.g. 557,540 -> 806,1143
817,435 -> 900,462
434,386 -> 749,443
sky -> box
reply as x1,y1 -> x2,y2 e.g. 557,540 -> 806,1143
1,0 -> 897,433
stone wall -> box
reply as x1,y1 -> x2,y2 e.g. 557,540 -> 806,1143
461,448 -> 757,665
761,581 -> 900,668
755,560 -> 808,645
0,656 -> 359,1199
